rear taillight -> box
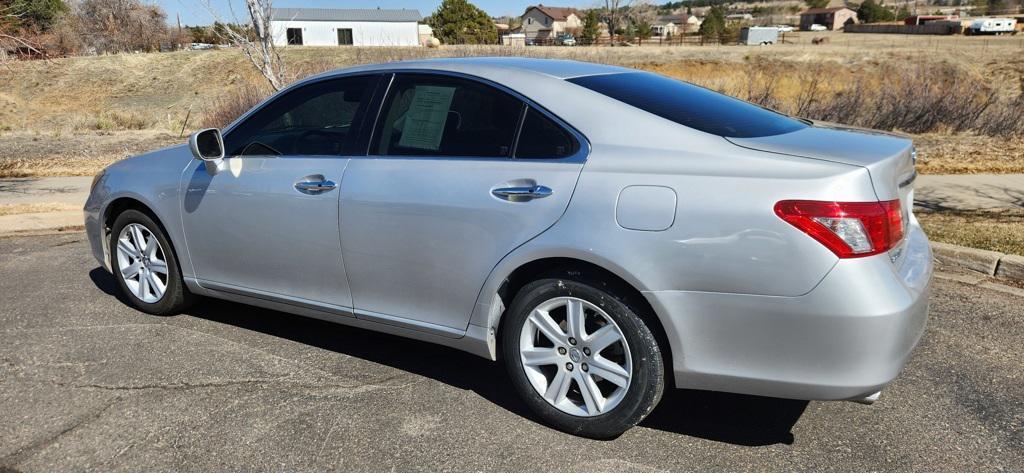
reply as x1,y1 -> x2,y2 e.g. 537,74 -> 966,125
774,200 -> 904,258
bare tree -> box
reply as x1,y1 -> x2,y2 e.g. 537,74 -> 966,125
629,0 -> 657,44
601,0 -> 633,45
202,0 -> 285,91
1,7 -> 43,63
75,0 -> 171,53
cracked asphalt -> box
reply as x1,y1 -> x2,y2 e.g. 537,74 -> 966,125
1,233 -> 1022,472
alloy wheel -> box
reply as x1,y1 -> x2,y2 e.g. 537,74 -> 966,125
519,297 -> 633,417
116,223 -> 168,304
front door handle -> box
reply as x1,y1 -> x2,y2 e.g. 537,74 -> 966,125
295,179 -> 337,194
491,185 -> 553,202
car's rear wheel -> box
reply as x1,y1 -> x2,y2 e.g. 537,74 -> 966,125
110,209 -> 193,315
502,276 -> 664,439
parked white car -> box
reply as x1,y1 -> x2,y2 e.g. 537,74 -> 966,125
810,24 -> 828,31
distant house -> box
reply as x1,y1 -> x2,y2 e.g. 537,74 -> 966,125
799,7 -> 858,31
904,15 -> 959,25
270,8 -> 422,47
652,16 -> 679,37
653,14 -> 702,36
520,5 -> 583,41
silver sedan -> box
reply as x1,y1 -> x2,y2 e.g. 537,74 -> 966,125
85,58 -> 932,438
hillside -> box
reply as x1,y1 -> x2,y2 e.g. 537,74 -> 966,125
1,31 -> 1022,176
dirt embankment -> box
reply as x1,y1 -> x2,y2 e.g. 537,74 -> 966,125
1,34 -> 1022,176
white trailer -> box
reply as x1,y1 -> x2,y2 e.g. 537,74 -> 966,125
967,18 -> 1017,35
740,27 -> 780,45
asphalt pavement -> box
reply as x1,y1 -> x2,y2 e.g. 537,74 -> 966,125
1,233 -> 1022,472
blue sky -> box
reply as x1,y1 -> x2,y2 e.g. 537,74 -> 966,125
159,0 -> 585,26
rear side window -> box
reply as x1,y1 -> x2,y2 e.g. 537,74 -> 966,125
515,107 -> 578,159
373,74 -> 523,157
567,72 -> 807,138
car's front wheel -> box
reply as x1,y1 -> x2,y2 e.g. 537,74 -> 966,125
502,276 -> 665,439
110,209 -> 193,315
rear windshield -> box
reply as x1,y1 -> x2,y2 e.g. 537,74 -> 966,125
567,72 -> 807,138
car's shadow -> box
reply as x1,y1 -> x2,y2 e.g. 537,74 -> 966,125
90,267 -> 806,445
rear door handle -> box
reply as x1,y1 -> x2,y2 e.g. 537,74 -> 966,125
295,179 -> 337,194
491,185 -> 553,201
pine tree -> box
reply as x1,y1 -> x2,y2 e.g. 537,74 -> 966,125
699,4 -> 726,41
8,0 -> 69,31
581,10 -> 600,44
426,0 -> 497,45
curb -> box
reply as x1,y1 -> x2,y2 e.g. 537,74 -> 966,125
931,242 -> 1024,285
0,211 -> 83,237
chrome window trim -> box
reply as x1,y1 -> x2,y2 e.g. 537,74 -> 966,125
510,103 -> 529,158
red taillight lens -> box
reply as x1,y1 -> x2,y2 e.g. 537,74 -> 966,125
774,200 -> 904,258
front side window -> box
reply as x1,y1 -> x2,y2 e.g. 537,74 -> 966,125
567,72 -> 807,138
223,75 -> 375,157
372,74 -> 523,158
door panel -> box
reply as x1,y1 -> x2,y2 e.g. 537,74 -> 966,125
339,157 -> 583,330
180,74 -> 380,309
182,157 -> 352,308
340,74 -> 586,331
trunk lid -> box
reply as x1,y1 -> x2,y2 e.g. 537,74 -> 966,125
727,123 -> 917,256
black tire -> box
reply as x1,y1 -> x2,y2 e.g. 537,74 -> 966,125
109,209 -> 194,315
501,274 -> 665,439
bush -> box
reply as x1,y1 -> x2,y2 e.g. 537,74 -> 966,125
92,111 -> 152,130
201,85 -> 269,129
735,62 -> 1024,138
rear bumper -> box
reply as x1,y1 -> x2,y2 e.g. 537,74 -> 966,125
646,222 -> 932,401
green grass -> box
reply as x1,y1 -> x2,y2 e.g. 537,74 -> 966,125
917,211 -> 1024,256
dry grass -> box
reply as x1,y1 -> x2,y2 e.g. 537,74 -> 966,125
200,84 -> 269,129
90,111 -> 154,131
915,134 -> 1024,174
0,130 -> 181,178
917,211 -> 1024,256
1,32 -> 1023,176
0,202 -> 80,216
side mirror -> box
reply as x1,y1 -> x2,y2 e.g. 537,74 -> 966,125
188,128 -> 224,161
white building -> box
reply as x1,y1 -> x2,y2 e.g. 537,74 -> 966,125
270,8 -> 422,47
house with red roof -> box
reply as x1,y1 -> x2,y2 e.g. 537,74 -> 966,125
799,6 -> 859,31
520,5 -> 584,42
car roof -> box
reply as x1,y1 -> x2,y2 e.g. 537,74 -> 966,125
318,57 -> 634,81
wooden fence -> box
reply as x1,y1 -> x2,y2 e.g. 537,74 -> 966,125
844,22 -> 964,35
528,34 -> 726,46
